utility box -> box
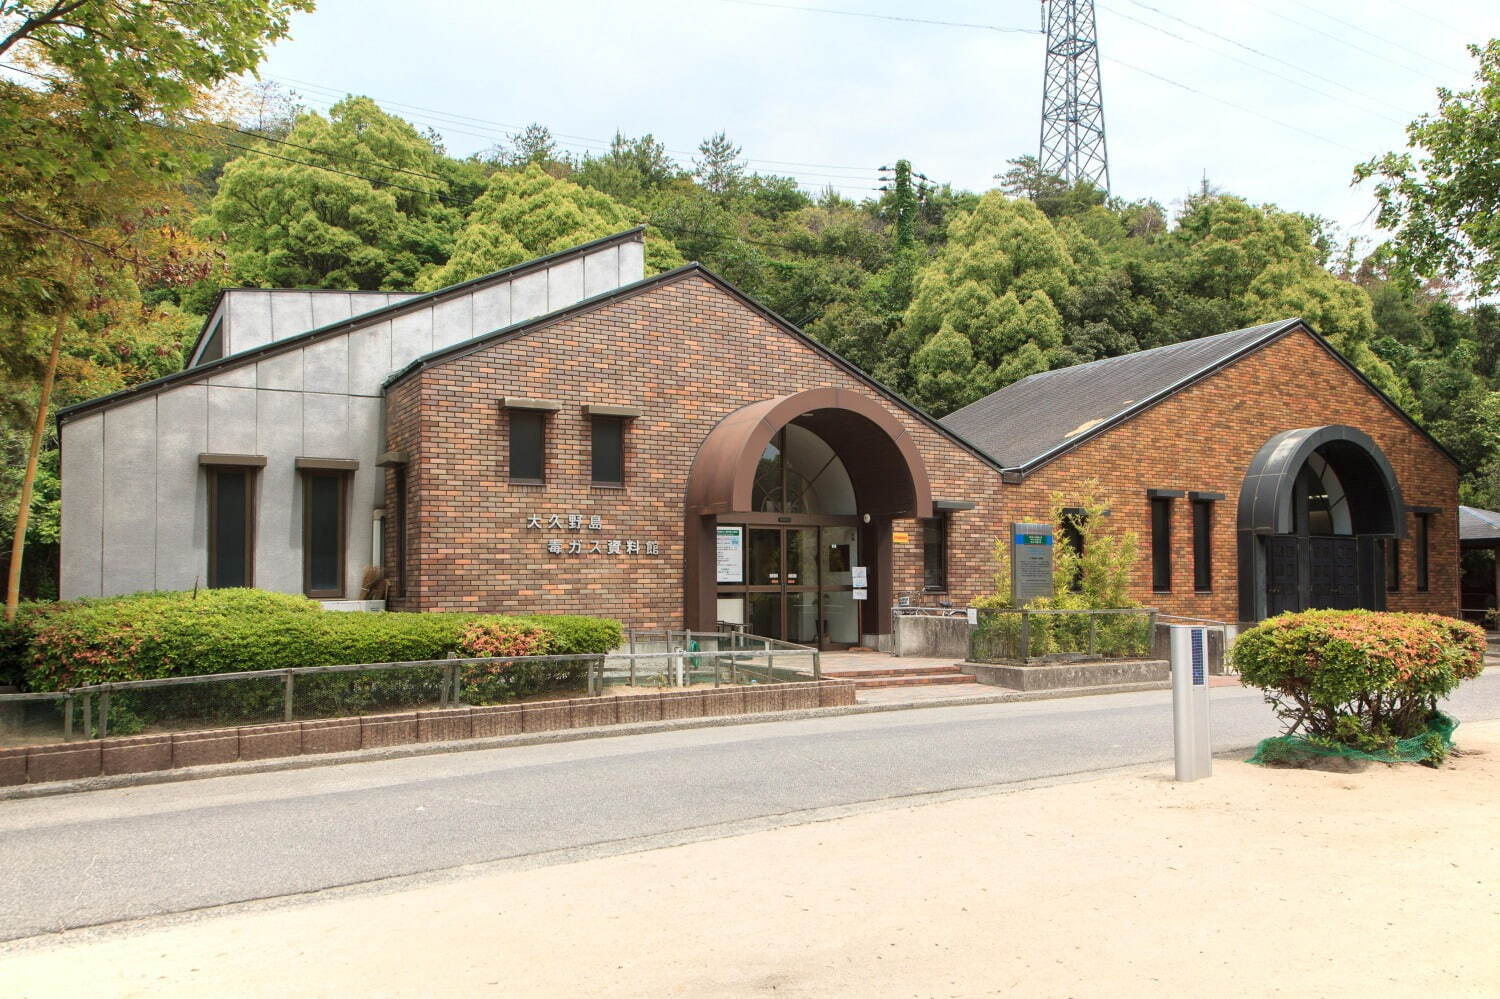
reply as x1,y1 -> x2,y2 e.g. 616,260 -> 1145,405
1170,625 -> 1212,781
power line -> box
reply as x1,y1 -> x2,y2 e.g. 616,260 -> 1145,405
705,0 -> 1376,158
269,73 -> 884,179
1099,51 -> 1363,153
1231,0 -> 1442,83
275,85 -> 881,198
1115,0 -> 1411,125
1371,0 -> 1471,38
1284,0 -> 1461,74
710,0 -> 1041,35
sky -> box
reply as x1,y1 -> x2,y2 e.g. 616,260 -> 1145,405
255,0 -> 1498,248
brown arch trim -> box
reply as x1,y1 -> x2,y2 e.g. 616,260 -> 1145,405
685,387 -> 934,519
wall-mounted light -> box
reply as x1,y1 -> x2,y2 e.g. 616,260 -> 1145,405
862,513 -> 871,524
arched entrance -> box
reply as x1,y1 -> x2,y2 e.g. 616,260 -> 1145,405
684,388 -> 933,647
1237,425 -> 1405,621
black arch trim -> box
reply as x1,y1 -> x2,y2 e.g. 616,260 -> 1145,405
1237,425 -> 1406,539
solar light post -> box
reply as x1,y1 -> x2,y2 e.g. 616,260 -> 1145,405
1170,625 -> 1212,781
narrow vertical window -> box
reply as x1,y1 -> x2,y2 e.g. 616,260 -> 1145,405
591,416 -> 624,486
1151,497 -> 1172,592
922,517 -> 948,591
208,468 -> 254,588
1060,508 -> 1086,592
509,409 -> 545,482
302,471 -> 348,599
1385,537 -> 1400,592
1191,499 -> 1213,592
393,465 -> 408,596
1416,513 -> 1431,592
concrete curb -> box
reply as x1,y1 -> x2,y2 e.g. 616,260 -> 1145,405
0,679 -> 1178,801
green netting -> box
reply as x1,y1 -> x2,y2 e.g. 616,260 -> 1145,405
1247,712 -> 1458,766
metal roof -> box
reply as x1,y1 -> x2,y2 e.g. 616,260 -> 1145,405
1460,505 -> 1500,544
940,319 -> 1301,470
57,227 -> 646,423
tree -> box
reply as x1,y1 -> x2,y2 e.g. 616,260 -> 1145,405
0,0 -> 309,617
490,122 -> 570,174
693,131 -> 746,196
901,192 -> 1075,413
572,132 -> 681,207
996,155 -> 1106,219
199,96 -> 459,290
416,164 -> 682,290
1356,40 -> 1500,295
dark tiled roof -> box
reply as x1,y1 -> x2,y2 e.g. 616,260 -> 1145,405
1460,505 -> 1500,543
940,319 -> 1304,470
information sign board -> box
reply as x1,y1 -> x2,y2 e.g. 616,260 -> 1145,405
716,525 -> 744,583
1010,521 -> 1055,604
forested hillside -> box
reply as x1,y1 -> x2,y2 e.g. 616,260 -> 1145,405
6,38 -> 1500,599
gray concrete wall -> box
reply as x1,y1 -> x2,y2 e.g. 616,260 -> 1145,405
189,290 -> 417,367
62,239 -> 644,600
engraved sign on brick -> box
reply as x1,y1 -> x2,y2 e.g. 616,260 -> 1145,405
1011,521 -> 1054,605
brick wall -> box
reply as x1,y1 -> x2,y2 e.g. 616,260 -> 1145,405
382,272 -> 1010,626
998,328 -> 1459,622
382,276 -> 1459,629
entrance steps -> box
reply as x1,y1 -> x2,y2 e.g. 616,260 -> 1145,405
823,664 -> 977,689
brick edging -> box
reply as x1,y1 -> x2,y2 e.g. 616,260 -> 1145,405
0,681 -> 856,788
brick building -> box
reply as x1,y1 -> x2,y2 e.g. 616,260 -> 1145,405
58,229 -> 1459,649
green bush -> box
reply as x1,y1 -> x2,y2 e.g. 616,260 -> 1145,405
1231,609 -> 1485,755
6,589 -> 623,724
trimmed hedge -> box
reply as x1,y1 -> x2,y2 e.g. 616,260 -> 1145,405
4,588 -> 621,694
1231,609 -> 1485,759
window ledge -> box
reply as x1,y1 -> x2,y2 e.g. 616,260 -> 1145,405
590,482 -> 626,490
509,478 -> 545,487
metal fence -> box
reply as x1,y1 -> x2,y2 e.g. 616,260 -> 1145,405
969,607 -> 1158,664
0,631 -> 821,746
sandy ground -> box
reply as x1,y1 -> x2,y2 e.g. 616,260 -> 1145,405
4,723 -> 1500,998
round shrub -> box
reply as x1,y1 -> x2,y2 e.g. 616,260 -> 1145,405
1231,609 -> 1485,757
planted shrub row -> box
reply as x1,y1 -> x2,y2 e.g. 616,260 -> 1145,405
1,590 -> 622,731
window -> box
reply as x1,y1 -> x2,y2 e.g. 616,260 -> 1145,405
1151,497 -> 1173,592
1060,508 -> 1086,592
922,517 -> 948,591
591,416 -> 624,486
302,471 -> 348,599
393,466 -> 408,596
1191,499 -> 1213,592
1416,513 -> 1431,592
1385,537 -> 1400,592
197,318 -> 224,365
208,468 -> 255,588
509,409 -> 545,482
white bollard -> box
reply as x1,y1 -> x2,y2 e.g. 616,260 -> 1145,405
1170,625 -> 1212,781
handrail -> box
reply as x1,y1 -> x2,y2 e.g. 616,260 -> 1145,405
976,606 -> 1160,616
2,642 -> 826,742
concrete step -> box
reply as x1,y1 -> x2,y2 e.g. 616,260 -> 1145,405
848,673 -> 978,689
823,665 -> 965,678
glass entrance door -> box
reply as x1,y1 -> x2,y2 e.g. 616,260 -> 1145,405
718,524 -> 859,648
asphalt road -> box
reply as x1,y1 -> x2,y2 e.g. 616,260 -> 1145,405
4,676 -> 1500,943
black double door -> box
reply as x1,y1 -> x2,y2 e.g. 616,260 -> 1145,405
1266,535 -> 1363,615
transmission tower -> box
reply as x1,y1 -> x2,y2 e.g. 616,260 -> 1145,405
1038,0 -> 1110,192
